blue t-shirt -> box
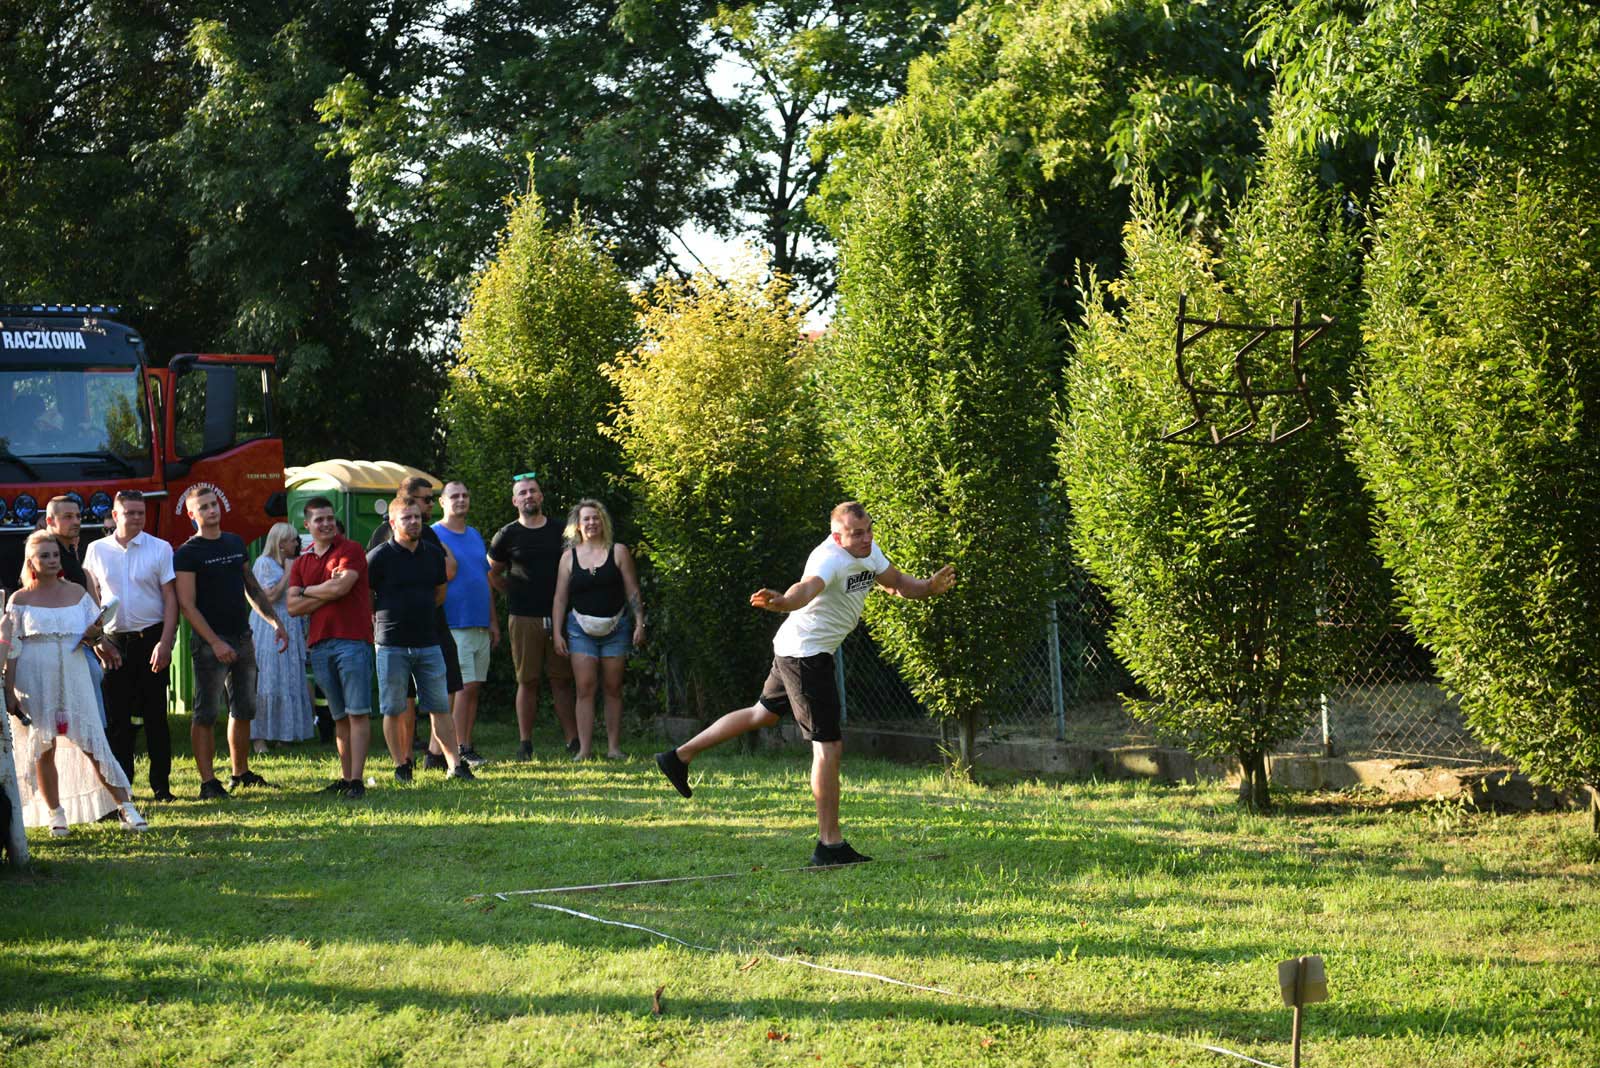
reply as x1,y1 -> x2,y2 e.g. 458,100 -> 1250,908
433,522 -> 492,629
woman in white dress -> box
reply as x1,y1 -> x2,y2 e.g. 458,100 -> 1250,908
3,530 -> 147,836
249,522 -> 314,749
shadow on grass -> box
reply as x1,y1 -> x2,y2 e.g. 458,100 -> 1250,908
4,737 -> 1594,1060
0,938 -> 1537,1051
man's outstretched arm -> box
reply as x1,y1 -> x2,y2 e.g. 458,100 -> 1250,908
750,576 -> 826,613
875,564 -> 956,600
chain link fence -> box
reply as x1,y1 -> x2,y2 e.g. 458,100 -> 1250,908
834,570 -> 1498,765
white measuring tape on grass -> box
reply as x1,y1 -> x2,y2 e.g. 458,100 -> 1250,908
480,859 -> 1287,1068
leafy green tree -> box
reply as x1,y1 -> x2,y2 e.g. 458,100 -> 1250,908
318,0 -> 968,305
1058,129 -> 1375,809
443,182 -> 636,526
2,2 -> 454,466
0,1 -> 223,350
603,262 -> 836,716
1253,0 -> 1600,190
817,0 -> 1272,313
154,10 -> 449,465
707,0 -> 963,301
318,0 -> 734,293
1346,155 -> 1600,831
821,119 -> 1057,769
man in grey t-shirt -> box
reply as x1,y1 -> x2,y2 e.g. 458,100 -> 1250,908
654,501 -> 955,866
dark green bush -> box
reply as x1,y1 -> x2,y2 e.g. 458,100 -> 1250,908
1059,130 -> 1377,808
1347,155 -> 1600,816
822,119 -> 1058,768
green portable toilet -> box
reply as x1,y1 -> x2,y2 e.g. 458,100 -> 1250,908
284,460 -> 443,546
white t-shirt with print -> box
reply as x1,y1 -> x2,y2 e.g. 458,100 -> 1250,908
772,536 -> 891,658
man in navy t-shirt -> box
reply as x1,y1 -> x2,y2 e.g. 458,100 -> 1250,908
173,485 -> 288,800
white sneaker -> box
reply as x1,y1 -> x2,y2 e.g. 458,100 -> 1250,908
49,807 -> 69,838
118,802 -> 148,832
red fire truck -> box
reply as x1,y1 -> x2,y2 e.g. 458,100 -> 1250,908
0,305 -> 286,583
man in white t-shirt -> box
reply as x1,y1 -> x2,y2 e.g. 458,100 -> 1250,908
655,501 -> 955,866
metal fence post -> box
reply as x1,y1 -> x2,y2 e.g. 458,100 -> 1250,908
835,645 -> 848,725
1048,600 -> 1066,741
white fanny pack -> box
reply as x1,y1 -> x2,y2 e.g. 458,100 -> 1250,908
572,609 -> 625,638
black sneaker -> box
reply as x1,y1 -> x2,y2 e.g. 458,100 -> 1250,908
447,762 -> 476,781
810,840 -> 872,867
150,789 -> 177,803
566,738 -> 581,757
459,744 -> 488,768
229,770 -> 276,790
198,778 -> 230,801
344,780 -> 367,800
395,761 -> 414,783
319,779 -> 351,795
654,749 -> 693,798
422,752 -> 448,771
517,740 -> 533,762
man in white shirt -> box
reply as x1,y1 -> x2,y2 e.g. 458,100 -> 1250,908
84,491 -> 179,801
655,501 -> 955,866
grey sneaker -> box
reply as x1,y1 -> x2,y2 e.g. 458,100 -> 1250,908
459,744 -> 489,768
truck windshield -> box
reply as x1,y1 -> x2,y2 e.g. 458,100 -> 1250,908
0,367 -> 150,461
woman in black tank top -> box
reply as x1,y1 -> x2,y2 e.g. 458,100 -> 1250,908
551,499 -> 644,760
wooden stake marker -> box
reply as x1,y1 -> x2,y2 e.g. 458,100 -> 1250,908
1277,955 -> 1328,1068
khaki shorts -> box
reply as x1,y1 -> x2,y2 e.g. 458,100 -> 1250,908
451,627 -> 492,684
508,614 -> 572,685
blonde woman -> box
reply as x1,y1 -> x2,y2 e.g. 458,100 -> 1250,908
551,499 -> 644,760
250,522 -> 315,749
3,530 -> 147,835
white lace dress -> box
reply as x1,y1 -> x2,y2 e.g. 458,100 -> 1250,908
5,595 -> 130,827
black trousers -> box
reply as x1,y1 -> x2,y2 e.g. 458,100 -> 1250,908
102,624 -> 172,794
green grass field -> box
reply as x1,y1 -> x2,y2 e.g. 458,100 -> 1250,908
3,718 -> 1596,1067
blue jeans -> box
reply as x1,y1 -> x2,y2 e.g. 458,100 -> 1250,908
308,638 -> 374,720
376,644 -> 448,717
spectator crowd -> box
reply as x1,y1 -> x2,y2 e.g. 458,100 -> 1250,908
2,473 -> 641,829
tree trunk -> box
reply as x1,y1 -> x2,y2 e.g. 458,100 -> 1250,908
1238,750 -> 1272,812
1590,785 -> 1599,838
944,710 -> 978,781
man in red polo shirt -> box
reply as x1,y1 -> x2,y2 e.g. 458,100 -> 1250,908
287,496 -> 375,799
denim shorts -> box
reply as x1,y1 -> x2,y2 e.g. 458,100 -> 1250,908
193,631 -> 259,725
377,644 -> 448,717
308,638 -> 375,720
564,609 -> 632,660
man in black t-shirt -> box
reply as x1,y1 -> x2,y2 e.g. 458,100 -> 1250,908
174,486 -> 288,800
368,498 -> 474,783
369,476 -> 469,767
488,474 -> 576,760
